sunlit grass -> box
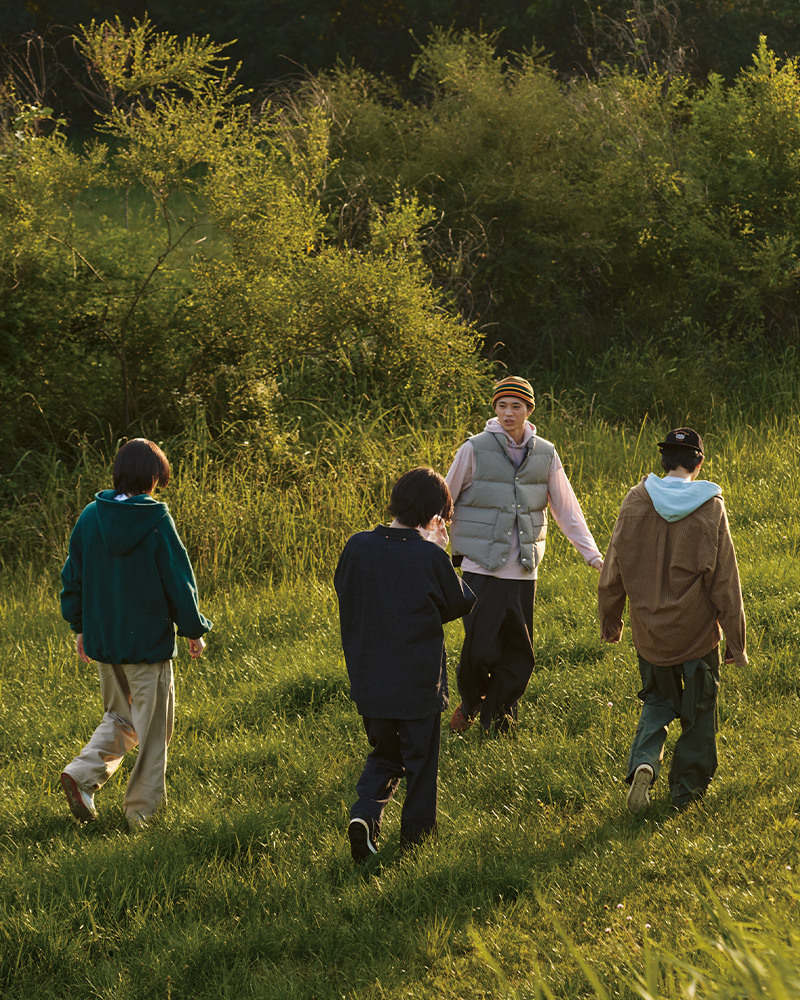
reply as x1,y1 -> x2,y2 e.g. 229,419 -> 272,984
2,412 -> 800,998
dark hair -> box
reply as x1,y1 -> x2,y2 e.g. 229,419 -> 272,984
659,447 -> 703,473
113,438 -> 171,495
387,467 -> 454,527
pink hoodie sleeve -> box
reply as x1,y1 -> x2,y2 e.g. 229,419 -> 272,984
547,452 -> 603,567
445,442 -> 475,502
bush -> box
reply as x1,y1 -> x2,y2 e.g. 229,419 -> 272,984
0,19 -> 490,475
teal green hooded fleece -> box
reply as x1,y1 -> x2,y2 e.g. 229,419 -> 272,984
61,491 -> 212,664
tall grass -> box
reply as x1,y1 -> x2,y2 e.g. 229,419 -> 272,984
2,406 -> 800,998
6,404 -> 800,590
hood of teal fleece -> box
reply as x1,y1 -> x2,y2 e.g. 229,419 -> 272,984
644,473 -> 722,522
94,490 -> 169,556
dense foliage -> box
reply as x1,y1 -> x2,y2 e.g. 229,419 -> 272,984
3,18 -> 800,542
7,0 -> 799,94
0,19 -> 489,469
304,31 -> 800,370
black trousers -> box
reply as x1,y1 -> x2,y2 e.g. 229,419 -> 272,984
457,572 -> 537,732
351,715 -> 441,844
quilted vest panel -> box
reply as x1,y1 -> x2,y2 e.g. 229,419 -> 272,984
450,431 -> 555,573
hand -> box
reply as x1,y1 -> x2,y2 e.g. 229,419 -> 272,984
601,626 -> 621,645
424,514 -> 450,549
593,558 -> 604,572
188,636 -> 206,658
76,634 -> 92,663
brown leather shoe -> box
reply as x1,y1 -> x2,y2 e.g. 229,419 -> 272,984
449,703 -> 474,733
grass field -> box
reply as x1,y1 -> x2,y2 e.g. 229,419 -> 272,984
1,413 -> 800,999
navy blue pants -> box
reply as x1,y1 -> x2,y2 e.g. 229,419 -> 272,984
457,573 -> 537,733
351,715 -> 441,845
627,646 -> 721,808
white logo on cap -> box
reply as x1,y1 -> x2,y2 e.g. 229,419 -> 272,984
675,432 -> 686,440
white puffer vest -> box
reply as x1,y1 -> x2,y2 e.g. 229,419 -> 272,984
450,430 -> 554,573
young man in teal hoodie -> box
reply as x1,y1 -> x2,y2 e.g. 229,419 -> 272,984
598,428 -> 747,814
60,438 -> 212,828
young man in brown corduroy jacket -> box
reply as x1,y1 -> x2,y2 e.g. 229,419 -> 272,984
598,428 -> 747,814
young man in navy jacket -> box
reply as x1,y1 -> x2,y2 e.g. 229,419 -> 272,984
335,467 -> 476,862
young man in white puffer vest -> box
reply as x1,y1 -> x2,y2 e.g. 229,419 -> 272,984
446,376 -> 604,736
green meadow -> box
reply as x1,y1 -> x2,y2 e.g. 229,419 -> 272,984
2,410 -> 799,999
4,15 -> 800,998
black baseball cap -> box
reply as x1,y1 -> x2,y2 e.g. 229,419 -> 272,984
657,427 -> 704,455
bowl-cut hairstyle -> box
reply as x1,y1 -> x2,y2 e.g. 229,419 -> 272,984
387,466 -> 454,528
113,438 -> 171,496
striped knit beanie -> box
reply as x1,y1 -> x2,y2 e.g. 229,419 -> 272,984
491,376 -> 535,410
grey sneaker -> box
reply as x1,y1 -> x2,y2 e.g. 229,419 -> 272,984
626,764 -> 654,815
348,817 -> 378,863
60,772 -> 98,822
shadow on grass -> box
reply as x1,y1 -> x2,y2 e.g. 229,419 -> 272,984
4,805 -> 134,848
181,672 -> 351,735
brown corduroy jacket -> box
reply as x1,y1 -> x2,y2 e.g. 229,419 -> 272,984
598,479 -> 747,666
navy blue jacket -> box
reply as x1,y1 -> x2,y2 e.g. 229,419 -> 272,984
334,525 -> 476,718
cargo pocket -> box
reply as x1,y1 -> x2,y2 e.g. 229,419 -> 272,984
681,655 -> 719,726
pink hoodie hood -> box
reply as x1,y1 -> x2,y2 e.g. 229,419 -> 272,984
484,416 -> 536,448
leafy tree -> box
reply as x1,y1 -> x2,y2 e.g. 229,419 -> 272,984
290,27 -> 800,372
0,101 -> 109,447
0,18 -> 232,451
671,37 -> 800,338
0,16 -> 488,470
294,30 -> 693,360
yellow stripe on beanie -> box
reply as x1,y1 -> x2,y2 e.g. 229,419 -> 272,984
491,376 -> 535,409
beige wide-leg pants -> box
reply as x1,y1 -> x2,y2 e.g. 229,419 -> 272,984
63,660 -> 174,827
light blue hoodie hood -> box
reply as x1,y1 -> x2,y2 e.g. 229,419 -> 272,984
644,473 -> 722,522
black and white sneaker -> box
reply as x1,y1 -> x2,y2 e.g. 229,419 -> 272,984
626,763 -> 654,815
348,817 -> 378,863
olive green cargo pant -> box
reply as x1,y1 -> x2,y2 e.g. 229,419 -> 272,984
626,645 -> 721,809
